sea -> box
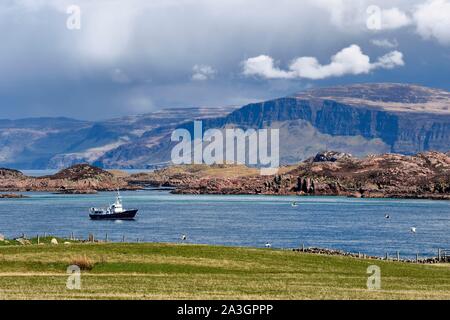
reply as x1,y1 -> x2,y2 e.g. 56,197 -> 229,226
0,189 -> 448,259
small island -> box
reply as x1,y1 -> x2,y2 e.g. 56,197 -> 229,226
0,164 -> 140,193
128,151 -> 450,200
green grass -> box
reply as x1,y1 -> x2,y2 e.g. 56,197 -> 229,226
0,242 -> 449,299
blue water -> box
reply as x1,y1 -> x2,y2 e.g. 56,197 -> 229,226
0,190 -> 449,258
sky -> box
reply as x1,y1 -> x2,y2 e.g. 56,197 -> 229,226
0,0 -> 449,120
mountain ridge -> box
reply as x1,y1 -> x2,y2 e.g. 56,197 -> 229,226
0,83 -> 449,169
120,82 -> 449,167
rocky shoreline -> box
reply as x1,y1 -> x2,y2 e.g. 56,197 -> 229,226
129,151 -> 450,200
0,193 -> 29,199
291,247 -> 448,264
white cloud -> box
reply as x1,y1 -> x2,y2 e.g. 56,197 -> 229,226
317,1 -> 450,46
414,0 -> 450,45
242,56 -> 293,79
243,45 -> 404,80
379,7 -> 412,30
290,45 -> 373,79
191,64 -> 217,81
371,38 -> 399,48
312,1 -> 413,31
372,50 -> 405,69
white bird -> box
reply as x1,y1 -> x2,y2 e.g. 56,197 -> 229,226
384,214 -> 390,219
181,234 -> 187,241
291,202 -> 298,207
410,227 -> 417,233
265,242 -> 272,248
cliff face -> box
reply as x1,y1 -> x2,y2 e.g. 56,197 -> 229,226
135,151 -> 450,200
100,83 -> 450,167
200,83 -> 450,157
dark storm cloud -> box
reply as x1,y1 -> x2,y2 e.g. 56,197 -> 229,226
0,0 -> 448,119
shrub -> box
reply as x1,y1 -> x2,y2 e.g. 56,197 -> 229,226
70,255 -> 94,270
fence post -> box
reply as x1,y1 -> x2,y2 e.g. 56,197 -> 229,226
438,248 -> 441,261
416,253 -> 419,263
385,252 -> 388,260
105,233 -> 108,242
122,235 -> 125,243
397,251 -> 400,261
302,243 -> 304,252
37,234 -> 39,245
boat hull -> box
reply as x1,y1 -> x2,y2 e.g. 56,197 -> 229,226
89,209 -> 138,220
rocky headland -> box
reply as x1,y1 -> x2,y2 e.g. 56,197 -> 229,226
129,151 -> 450,200
0,164 -> 138,193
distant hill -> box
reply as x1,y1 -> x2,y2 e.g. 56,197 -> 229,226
96,83 -> 450,168
0,107 -> 235,169
1,83 -> 449,169
0,164 -> 133,193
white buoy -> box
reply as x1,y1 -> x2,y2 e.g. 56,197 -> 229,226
410,227 -> 417,233
181,234 -> 187,241
384,214 -> 390,219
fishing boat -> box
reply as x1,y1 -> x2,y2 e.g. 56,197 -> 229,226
89,191 -> 138,220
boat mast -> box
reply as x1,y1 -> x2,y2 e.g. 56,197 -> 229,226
116,189 -> 122,204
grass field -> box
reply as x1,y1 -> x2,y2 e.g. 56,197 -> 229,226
0,241 -> 449,299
